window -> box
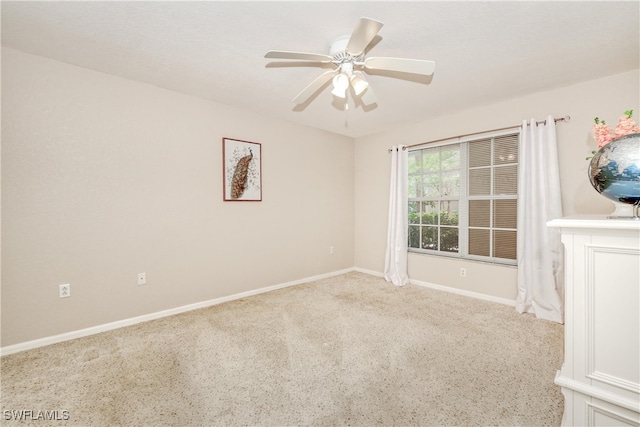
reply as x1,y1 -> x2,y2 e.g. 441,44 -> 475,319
408,132 -> 519,264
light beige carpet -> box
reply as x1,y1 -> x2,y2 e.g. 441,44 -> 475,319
1,272 -> 564,426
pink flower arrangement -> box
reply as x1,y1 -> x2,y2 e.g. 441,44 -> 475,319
593,110 -> 640,148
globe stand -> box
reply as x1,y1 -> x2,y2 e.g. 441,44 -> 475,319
607,203 -> 640,220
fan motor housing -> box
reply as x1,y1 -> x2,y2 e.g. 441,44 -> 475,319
329,35 -> 363,63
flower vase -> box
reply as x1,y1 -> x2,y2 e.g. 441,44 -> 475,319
588,132 -> 640,218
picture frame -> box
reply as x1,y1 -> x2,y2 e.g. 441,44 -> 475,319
222,137 -> 262,201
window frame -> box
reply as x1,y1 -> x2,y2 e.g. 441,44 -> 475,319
407,130 -> 519,266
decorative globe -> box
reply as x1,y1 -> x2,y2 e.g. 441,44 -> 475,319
588,132 -> 640,207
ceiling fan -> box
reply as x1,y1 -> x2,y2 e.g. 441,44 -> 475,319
264,17 -> 436,107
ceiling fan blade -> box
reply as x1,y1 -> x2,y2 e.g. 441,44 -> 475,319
364,57 -> 436,76
346,18 -> 384,56
292,70 -> 338,104
265,50 -> 334,63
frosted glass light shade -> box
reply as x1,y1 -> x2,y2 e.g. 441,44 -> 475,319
350,74 -> 369,96
331,73 -> 349,98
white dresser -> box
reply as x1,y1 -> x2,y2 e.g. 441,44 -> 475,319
548,216 -> 640,426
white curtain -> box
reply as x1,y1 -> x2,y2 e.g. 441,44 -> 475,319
384,145 -> 409,286
516,116 -> 564,323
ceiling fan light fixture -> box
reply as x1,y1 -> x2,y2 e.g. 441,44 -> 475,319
350,74 -> 369,96
331,73 -> 349,98
331,86 -> 347,99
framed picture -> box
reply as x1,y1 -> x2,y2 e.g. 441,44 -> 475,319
222,137 -> 262,201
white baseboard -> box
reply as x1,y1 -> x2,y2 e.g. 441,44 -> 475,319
353,267 -> 385,278
1,267 -> 515,356
354,266 -> 515,307
1,267 -> 355,357
410,277 -> 516,306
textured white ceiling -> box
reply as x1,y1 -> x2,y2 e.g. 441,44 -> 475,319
2,1 -> 639,138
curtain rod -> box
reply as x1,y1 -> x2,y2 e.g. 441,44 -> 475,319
388,115 -> 570,152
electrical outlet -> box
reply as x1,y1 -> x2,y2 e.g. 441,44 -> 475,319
59,283 -> 71,298
330,246 -> 335,254
137,272 -> 147,285
460,268 -> 467,277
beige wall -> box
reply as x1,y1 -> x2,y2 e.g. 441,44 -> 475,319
2,45 -> 638,348
354,69 -> 640,301
1,48 -> 355,346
